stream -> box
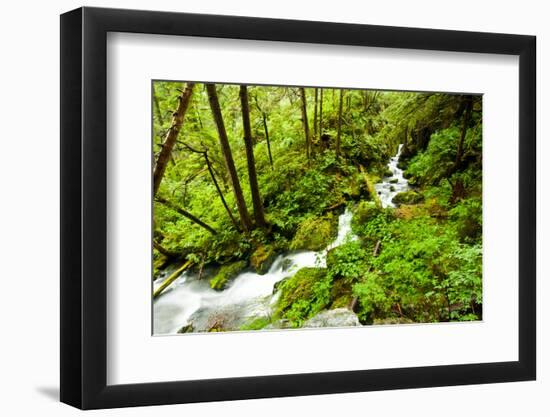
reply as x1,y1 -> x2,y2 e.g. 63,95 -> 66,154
375,144 -> 409,208
153,208 -> 357,334
153,144 -> 408,334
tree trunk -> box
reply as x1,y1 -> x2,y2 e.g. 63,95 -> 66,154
313,88 -> 318,141
299,88 -> 310,161
262,112 -> 274,168
239,85 -> 267,228
153,260 -> 193,299
206,84 -> 253,232
454,96 -> 473,169
204,152 -> 240,230
336,89 -> 344,156
153,82 -> 195,195
179,140 -> 240,230
319,88 -> 323,141
156,196 -> 217,235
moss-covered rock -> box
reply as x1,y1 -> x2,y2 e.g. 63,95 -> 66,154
209,260 -> 248,290
275,267 -> 330,326
329,279 -> 353,309
392,190 -> 423,206
250,244 -> 278,274
290,215 -> 337,251
353,201 -> 381,226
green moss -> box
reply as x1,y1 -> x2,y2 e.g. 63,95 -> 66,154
275,267 -> 330,326
290,215 -> 337,251
329,279 -> 353,309
239,316 -> 272,331
250,244 -> 278,274
392,190 -> 424,206
209,260 -> 248,290
353,201 -> 380,226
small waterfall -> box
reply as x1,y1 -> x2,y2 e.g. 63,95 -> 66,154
374,144 -> 409,208
153,208 -> 358,334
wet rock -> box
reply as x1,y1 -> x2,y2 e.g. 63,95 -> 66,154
303,308 -> 361,328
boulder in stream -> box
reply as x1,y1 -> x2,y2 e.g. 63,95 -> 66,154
250,244 -> 278,274
391,190 -> 423,206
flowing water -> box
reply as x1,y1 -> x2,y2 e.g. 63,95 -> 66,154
374,144 -> 409,208
153,208 -> 358,335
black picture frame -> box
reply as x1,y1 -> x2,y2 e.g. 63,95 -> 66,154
60,6 -> 536,410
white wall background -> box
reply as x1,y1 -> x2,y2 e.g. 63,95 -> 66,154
0,0 -> 546,415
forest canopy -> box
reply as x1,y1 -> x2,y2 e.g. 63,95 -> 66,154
152,81 -> 482,334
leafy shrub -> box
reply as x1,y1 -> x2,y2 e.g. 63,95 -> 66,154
275,267 -> 331,327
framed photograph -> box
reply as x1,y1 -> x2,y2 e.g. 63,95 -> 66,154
60,6 -> 536,409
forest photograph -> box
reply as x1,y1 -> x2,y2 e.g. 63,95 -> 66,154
151,81 -> 483,335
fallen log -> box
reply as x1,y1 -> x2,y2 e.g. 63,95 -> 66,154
153,260 -> 193,299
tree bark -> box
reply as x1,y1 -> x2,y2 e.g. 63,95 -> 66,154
206,84 -> 253,232
319,88 -> 323,141
240,85 -> 267,228
153,82 -> 195,195
313,88 -> 318,141
336,89 -> 344,156
205,152 -> 240,230
454,96 -> 473,169
156,195 -> 217,235
299,88 -> 310,161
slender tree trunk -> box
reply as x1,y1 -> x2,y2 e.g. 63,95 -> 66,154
153,82 -> 195,195
299,88 -> 310,161
454,96 -> 473,169
336,89 -> 344,156
179,140 -> 240,230
205,153 -> 240,230
262,113 -> 274,168
313,88 -> 318,141
206,83 -> 253,232
156,196 -> 217,235
319,88 -> 323,141
239,85 -> 267,228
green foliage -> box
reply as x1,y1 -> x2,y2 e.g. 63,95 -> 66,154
209,260 -> 248,290
326,242 -> 368,282
152,81 -> 483,330
275,268 -> 331,327
353,216 -> 482,323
